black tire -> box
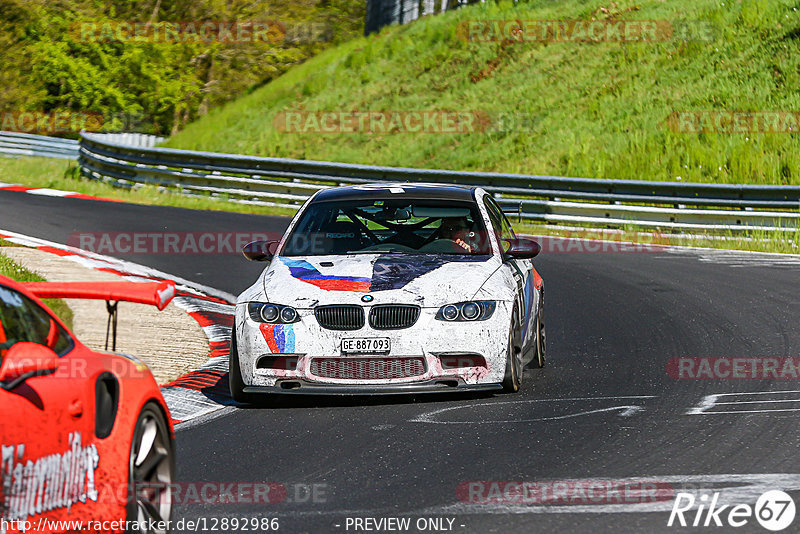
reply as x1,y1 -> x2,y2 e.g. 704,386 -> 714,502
229,329 -> 258,404
532,290 -> 546,368
502,311 -> 522,393
126,402 -> 174,534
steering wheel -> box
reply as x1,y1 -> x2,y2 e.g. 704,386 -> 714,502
460,230 -> 481,253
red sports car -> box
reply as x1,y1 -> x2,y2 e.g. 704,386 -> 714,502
0,276 -> 176,533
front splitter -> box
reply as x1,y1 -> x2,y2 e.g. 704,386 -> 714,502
243,379 -> 503,396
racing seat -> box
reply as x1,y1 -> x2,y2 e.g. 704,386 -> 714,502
319,221 -> 367,254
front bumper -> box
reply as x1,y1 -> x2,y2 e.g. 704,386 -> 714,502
234,301 -> 512,390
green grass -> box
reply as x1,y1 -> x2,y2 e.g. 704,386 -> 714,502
515,222 -> 800,254
164,0 -> 800,186
0,238 -> 22,248
0,249 -> 74,330
667,229 -> 800,254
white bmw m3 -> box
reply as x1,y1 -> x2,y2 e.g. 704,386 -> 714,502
229,183 -> 545,401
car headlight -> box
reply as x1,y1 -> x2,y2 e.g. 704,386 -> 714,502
435,301 -> 496,322
248,302 -> 300,324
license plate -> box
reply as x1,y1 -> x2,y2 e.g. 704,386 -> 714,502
341,338 -> 391,354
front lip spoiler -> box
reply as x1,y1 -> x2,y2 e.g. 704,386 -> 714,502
243,380 -> 503,396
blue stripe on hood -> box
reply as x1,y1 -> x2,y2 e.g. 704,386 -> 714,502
371,254 -> 488,291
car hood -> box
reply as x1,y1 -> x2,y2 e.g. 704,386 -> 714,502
262,254 -> 502,308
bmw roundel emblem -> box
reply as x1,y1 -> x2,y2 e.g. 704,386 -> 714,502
361,295 -> 374,303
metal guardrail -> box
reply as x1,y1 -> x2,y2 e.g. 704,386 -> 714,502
0,131 -> 164,160
87,132 -> 165,148
0,131 -> 80,160
75,131 -> 796,231
7,130 -> 796,231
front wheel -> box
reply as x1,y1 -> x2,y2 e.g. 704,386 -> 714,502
502,316 -> 522,393
531,291 -> 546,368
229,329 -> 258,404
127,402 -> 174,534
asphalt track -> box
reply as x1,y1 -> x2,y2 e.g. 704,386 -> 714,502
4,189 -> 800,533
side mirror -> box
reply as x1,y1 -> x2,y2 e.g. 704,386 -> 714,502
242,240 -> 278,262
503,238 -> 540,259
0,342 -> 59,389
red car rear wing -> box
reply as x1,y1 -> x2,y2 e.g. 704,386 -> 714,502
22,280 -> 176,310
22,280 -> 177,351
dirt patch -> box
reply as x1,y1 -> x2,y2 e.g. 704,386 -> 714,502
1,246 -> 209,384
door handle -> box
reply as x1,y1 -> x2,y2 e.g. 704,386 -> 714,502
68,400 -> 83,418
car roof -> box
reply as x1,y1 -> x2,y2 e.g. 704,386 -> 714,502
311,183 -> 478,203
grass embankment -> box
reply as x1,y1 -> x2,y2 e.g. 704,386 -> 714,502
0,242 -> 74,329
164,0 -> 800,187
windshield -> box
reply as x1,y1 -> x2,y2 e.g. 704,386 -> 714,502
280,199 -> 492,256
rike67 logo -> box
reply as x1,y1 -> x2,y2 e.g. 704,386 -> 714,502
668,490 -> 796,531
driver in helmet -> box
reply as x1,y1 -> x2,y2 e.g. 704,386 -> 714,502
439,217 -> 474,253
